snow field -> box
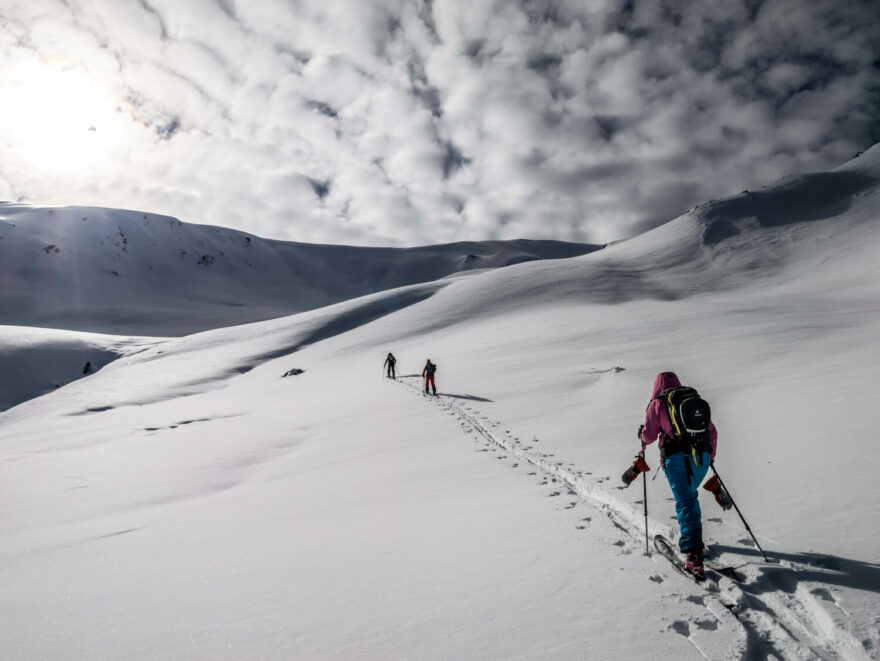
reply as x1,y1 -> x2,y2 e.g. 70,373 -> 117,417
2,348 -> 738,660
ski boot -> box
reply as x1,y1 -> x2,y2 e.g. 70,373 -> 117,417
684,549 -> 705,581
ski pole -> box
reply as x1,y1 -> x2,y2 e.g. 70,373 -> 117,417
643,470 -> 649,556
710,462 -> 768,562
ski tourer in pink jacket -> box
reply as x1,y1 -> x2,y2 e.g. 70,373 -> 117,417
639,371 -> 718,572
639,371 -> 717,460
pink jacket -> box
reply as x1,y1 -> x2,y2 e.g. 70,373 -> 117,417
640,372 -> 717,459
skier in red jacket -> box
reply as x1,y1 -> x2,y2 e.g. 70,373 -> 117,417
422,359 -> 437,395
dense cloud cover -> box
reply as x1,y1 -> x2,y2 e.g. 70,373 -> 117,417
1,0 -> 878,245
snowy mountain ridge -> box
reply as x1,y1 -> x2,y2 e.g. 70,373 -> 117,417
0,204 -> 600,336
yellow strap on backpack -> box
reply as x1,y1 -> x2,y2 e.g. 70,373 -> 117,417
667,391 -> 684,438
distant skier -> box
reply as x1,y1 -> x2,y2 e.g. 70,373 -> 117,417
639,371 -> 717,580
384,352 -> 397,379
422,359 -> 437,395
82,361 -> 91,374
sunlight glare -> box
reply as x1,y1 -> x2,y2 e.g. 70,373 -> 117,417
0,60 -> 126,175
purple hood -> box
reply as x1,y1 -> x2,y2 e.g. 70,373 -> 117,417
651,371 -> 682,398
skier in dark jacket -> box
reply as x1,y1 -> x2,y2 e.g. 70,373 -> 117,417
422,359 -> 437,395
640,371 -> 717,580
384,352 -> 397,379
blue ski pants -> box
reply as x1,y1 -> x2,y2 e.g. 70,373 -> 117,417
663,451 -> 711,553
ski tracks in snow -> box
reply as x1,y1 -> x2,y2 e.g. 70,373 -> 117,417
390,378 -> 874,661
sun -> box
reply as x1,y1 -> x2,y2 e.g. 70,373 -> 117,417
0,58 -> 125,175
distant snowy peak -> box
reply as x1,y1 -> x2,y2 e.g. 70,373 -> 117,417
0,204 -> 600,335
607,145 -> 879,270
697,145 -> 879,247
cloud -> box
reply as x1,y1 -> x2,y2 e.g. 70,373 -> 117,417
0,0 -> 878,246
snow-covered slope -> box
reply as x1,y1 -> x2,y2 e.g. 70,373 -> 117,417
1,146 -> 879,659
0,326 -> 158,412
0,204 -> 600,335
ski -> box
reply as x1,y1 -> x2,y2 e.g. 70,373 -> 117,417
652,538 -> 744,604
653,535 -> 718,589
654,534 -> 743,585
653,535 -> 747,616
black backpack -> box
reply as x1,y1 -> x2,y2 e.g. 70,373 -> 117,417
657,386 -> 711,457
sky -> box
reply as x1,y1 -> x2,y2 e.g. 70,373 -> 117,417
1,0 -> 878,246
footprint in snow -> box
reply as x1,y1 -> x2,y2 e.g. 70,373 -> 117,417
613,541 -> 632,555
549,491 -> 561,497
649,575 -> 664,584
809,588 -> 849,614
565,502 -> 577,509
685,595 -> 706,606
810,587 -> 834,602
694,618 -> 719,631
670,620 -> 690,638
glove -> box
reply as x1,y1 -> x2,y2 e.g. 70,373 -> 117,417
621,454 -> 650,486
637,424 -> 644,441
702,475 -> 733,510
